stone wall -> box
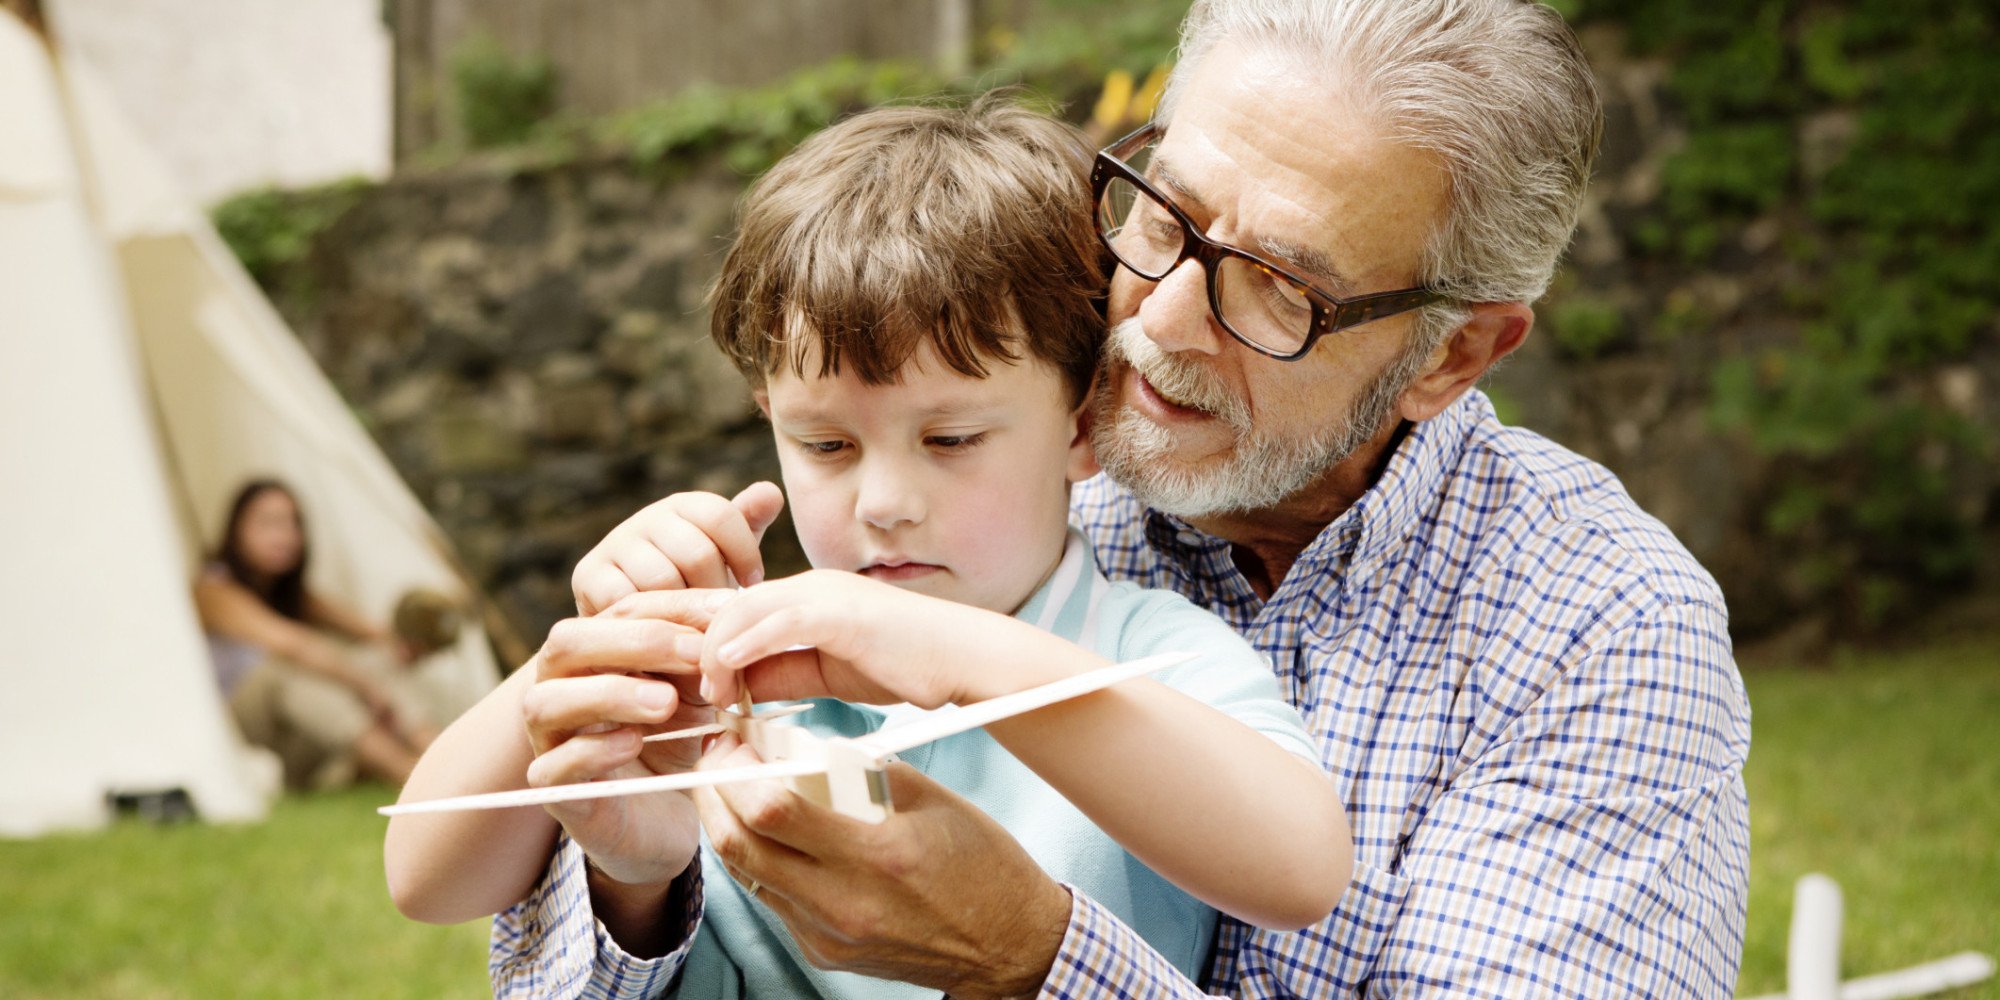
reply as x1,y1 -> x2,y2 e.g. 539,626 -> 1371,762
278,157 -> 805,647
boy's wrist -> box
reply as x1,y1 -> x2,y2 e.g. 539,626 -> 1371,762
584,856 -> 690,958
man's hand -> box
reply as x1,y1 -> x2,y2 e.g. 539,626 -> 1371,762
522,592 -> 731,889
571,482 -> 786,614
692,734 -> 1073,998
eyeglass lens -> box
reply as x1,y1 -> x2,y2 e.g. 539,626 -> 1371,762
1097,166 -> 1316,356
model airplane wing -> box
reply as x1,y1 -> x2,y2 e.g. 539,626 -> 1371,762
376,759 -> 826,816
853,650 -> 1195,757
378,652 -> 1194,818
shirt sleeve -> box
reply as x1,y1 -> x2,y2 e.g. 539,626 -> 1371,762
1038,883 -> 1224,1000
489,833 -> 705,1000
1370,597 -> 1753,998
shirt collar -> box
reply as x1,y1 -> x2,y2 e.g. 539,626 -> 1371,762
1333,389 -> 1488,576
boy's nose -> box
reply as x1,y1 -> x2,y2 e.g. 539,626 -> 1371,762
854,462 -> 924,530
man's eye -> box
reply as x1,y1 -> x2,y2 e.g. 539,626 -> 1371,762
925,432 -> 987,451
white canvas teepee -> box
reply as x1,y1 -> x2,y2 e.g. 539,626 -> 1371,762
0,9 -> 502,837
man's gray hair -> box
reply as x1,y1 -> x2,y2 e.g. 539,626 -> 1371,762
1161,0 -> 1602,353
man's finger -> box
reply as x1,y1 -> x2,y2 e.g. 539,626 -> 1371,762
691,738 -> 814,890
538,616 -> 700,678
522,673 -> 681,751
525,727 -> 644,786
597,589 -> 734,631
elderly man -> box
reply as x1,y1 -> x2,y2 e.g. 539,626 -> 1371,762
491,0 -> 1751,996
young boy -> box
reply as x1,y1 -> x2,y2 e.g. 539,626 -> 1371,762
385,98 -> 1351,997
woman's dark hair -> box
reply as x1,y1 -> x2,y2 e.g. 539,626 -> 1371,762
216,479 -> 309,621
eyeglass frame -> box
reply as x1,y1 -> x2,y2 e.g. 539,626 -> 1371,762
1091,122 -> 1449,362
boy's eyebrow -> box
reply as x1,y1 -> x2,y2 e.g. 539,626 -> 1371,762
1149,153 -> 1357,297
771,398 -> 1004,425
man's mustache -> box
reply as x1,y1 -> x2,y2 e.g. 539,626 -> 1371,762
1104,318 -> 1250,432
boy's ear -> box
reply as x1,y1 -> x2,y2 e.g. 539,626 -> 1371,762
752,388 -> 771,418
1065,395 -> 1100,484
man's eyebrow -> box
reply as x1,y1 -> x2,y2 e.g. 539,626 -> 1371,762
1150,152 -> 1354,296
1253,236 -> 1355,297
1147,154 -> 1210,216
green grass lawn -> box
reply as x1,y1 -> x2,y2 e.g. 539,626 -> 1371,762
1735,635 -> 2000,998
0,787 -> 487,999
2,637 -> 1994,998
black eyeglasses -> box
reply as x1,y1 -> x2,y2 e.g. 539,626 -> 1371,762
1092,123 -> 1447,361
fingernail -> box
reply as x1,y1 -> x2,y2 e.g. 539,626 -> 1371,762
744,567 -> 764,586
699,676 -> 714,704
635,684 -> 672,712
700,590 -> 733,611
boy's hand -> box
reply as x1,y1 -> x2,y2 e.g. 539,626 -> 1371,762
572,483 -> 786,614
521,591 -> 729,886
692,571 -> 1087,710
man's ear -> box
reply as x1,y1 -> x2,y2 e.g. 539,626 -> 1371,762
1397,301 -> 1533,423
1064,392 -> 1101,484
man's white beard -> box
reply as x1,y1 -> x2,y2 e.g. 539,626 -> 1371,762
1088,317 -> 1418,519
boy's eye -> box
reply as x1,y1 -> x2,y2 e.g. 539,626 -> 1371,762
925,432 -> 987,451
798,440 -> 849,457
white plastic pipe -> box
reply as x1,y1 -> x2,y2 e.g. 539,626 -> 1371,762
1789,873 -> 1844,1000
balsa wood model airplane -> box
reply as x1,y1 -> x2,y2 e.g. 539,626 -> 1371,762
380,652 -> 1194,823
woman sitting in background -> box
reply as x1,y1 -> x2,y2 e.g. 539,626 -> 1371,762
194,479 -> 438,788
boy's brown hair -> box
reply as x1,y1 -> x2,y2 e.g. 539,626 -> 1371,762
709,95 -> 1106,405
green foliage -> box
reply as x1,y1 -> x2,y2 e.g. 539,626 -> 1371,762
1595,0 -> 2000,632
1546,295 -> 1626,360
609,58 -> 951,178
212,177 -> 373,290
452,33 -> 558,149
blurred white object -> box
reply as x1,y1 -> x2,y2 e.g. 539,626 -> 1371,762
1738,874 -> 1994,1000
1789,872 -> 1843,1000
48,0 -> 390,205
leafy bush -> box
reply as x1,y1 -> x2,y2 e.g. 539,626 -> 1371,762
1578,0 -> 1997,633
452,33 -> 558,149
212,178 -> 373,291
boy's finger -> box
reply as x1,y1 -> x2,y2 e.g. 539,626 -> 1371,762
572,560 -> 637,616
669,488 -> 769,587
649,515 -> 736,590
730,481 -> 787,542
609,542 -> 688,594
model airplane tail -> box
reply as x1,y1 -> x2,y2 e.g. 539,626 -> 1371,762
378,652 -> 1194,822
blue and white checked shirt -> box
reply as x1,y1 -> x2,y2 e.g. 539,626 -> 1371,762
492,389 -> 1751,998
1048,390 -> 1751,998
